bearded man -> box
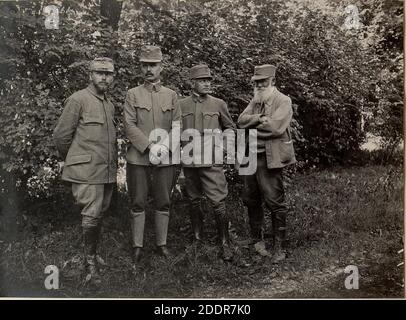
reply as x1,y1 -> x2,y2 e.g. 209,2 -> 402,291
237,64 -> 296,263
53,57 -> 117,282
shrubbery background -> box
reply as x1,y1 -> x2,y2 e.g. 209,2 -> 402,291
0,0 -> 403,202
0,0 -> 403,298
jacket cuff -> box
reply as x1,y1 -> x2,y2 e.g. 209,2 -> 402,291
137,139 -> 152,154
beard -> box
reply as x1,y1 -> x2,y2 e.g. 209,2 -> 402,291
253,83 -> 275,104
94,82 -> 108,93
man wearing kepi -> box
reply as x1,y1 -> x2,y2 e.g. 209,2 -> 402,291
180,64 -> 236,261
237,64 -> 296,263
53,57 -> 117,281
124,45 -> 181,262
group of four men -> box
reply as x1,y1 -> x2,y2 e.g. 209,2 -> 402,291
53,45 -> 296,281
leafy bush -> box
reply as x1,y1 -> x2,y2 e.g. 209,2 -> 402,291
0,0 -> 402,201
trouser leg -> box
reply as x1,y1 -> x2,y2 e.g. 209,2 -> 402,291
198,166 -> 229,243
183,168 -> 204,241
199,166 -> 233,260
127,164 -> 149,214
127,164 -> 149,251
256,157 -> 288,262
152,166 -> 175,247
242,172 -> 264,242
72,183 -> 107,277
94,183 -> 114,250
199,166 -> 229,245
100,183 -> 114,215
248,206 -> 264,241
257,167 -> 287,246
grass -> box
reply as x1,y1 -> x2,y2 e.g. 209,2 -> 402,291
0,164 -> 404,298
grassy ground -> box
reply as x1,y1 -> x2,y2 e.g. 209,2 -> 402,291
0,165 -> 404,298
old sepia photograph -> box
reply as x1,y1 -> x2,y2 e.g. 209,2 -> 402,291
0,0 -> 404,301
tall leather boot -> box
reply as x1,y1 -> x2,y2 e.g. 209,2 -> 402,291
213,203 -> 233,261
82,226 -> 100,281
189,201 -> 204,242
271,210 -> 287,263
271,212 -> 277,248
93,224 -> 107,266
155,210 -> 170,258
130,210 -> 145,263
247,206 -> 264,243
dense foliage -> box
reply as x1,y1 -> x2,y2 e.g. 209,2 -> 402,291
0,0 -> 403,200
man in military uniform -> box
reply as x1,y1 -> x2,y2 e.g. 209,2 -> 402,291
124,45 -> 181,262
237,64 -> 296,263
180,64 -> 236,261
53,57 -> 117,281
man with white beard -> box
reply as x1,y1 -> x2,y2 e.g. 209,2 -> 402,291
237,64 -> 296,263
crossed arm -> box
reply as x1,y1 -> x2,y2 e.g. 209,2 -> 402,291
237,97 -> 293,139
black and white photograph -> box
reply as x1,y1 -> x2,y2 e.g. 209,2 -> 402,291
0,0 -> 404,303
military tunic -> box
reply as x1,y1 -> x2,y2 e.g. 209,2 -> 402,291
124,81 -> 181,232
180,93 -> 235,206
124,82 -> 181,166
180,94 -> 235,168
53,85 -> 117,226
54,85 -> 117,184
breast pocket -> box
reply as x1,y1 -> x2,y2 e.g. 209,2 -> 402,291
82,114 -> 105,141
134,105 -> 152,126
161,105 -> 174,130
203,111 -> 220,130
181,111 -> 194,130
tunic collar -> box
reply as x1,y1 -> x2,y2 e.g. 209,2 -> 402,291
192,92 -> 208,103
144,80 -> 162,92
86,84 -> 107,101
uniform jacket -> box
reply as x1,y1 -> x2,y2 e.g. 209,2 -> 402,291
53,85 -> 117,184
124,81 -> 181,166
237,88 -> 296,169
180,93 -> 236,167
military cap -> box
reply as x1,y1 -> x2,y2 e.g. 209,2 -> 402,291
190,64 -> 213,80
139,45 -> 162,62
89,57 -> 114,72
251,64 -> 276,81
